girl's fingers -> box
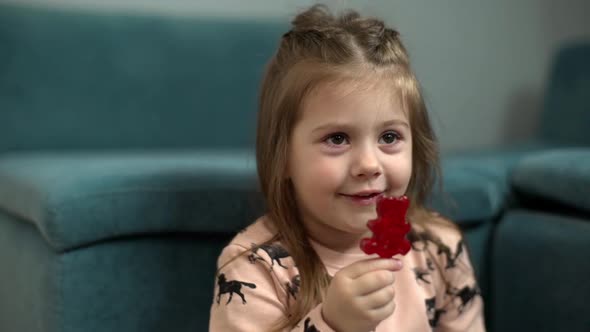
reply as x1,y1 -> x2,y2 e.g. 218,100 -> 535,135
369,295 -> 397,320
353,270 -> 396,295
342,258 -> 402,280
361,285 -> 396,309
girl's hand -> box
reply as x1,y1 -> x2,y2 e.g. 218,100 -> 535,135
322,258 -> 403,332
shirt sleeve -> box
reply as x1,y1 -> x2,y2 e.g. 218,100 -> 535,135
209,243 -> 336,332
434,236 -> 486,332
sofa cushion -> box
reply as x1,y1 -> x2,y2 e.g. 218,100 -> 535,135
539,42 -> 590,146
433,142 -> 578,224
428,150 -> 529,225
429,168 -> 504,225
511,148 -> 590,214
0,150 -> 262,251
492,209 -> 590,331
0,3 -> 285,152
442,142 -> 556,184
0,209 -> 226,332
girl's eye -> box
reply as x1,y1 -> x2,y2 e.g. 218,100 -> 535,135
379,131 -> 400,144
326,133 -> 349,145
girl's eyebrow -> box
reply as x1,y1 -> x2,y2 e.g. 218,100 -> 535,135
382,119 -> 410,129
311,123 -> 354,134
311,119 -> 409,133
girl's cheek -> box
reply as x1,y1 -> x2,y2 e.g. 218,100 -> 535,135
386,158 -> 412,186
310,157 -> 344,181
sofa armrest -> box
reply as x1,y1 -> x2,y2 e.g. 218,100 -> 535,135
0,149 -> 262,251
511,148 -> 590,214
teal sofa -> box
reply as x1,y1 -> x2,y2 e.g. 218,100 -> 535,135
0,4 -> 277,331
0,3 -> 588,332
436,42 -> 590,331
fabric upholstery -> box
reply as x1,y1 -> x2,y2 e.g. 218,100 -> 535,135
540,42 -> 590,145
0,210 -> 228,332
491,210 -> 590,332
511,148 -> 590,214
432,143 -> 564,225
462,221 -> 494,329
462,222 -> 493,289
0,4 -> 285,152
0,211 -> 59,332
0,151 -> 262,251
1,3 -> 588,332
429,164 -> 506,225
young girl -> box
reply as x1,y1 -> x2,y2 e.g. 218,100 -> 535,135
209,5 -> 485,332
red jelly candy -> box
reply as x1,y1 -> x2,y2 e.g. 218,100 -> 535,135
360,195 -> 411,258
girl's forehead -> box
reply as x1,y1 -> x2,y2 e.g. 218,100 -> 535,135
301,78 -> 408,121
314,79 -> 395,100
312,72 -> 396,96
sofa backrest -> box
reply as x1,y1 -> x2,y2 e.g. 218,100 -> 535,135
0,4 -> 285,152
539,41 -> 590,146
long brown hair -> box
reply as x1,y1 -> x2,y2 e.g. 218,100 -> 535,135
256,5 -> 457,330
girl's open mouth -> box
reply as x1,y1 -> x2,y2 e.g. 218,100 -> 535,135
339,192 -> 383,206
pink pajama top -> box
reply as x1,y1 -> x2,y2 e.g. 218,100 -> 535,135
209,217 -> 486,331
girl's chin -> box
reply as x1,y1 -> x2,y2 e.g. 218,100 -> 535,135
341,225 -> 373,238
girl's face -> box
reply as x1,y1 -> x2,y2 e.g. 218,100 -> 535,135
287,80 -> 413,253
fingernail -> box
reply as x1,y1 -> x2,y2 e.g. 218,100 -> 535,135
393,259 -> 403,269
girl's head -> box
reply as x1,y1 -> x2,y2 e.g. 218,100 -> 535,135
257,5 -> 437,220
255,4 -> 439,330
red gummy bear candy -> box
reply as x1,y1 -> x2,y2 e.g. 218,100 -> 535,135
360,195 -> 412,258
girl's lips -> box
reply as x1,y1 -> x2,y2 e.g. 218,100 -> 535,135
339,192 -> 384,206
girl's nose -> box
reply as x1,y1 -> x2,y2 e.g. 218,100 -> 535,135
351,146 -> 382,179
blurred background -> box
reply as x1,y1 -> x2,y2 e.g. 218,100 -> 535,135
0,1 -> 589,332
3,0 -> 590,152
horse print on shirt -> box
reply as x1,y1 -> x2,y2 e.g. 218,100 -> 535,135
439,240 -> 464,269
407,230 -> 464,269
407,229 -> 428,251
248,243 -> 290,269
413,267 -> 432,284
447,284 -> 481,313
425,297 -> 446,327
304,317 -> 319,332
216,273 -> 257,305
286,275 -> 301,301
426,257 -> 436,271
